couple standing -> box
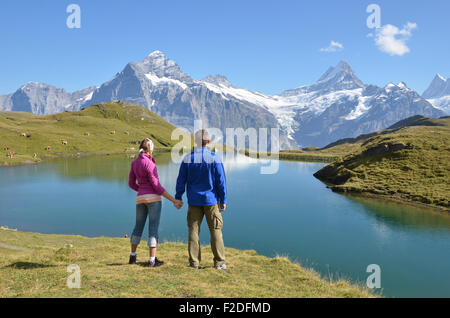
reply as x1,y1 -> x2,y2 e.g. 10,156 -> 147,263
127,130 -> 227,269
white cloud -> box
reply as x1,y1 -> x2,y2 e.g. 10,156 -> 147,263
374,22 -> 417,56
320,41 -> 344,53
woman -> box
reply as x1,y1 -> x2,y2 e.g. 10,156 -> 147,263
128,138 -> 182,267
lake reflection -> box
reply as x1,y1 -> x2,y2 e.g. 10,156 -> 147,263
0,154 -> 449,297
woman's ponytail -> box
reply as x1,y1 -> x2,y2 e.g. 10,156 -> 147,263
139,138 -> 154,153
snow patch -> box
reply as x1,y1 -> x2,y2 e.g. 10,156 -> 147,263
202,82 -> 290,108
437,74 -> 447,82
83,91 -> 94,101
427,95 -> 450,114
344,95 -> 372,120
145,73 -> 188,90
202,81 -> 302,140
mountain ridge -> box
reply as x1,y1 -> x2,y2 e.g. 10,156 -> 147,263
0,51 -> 445,148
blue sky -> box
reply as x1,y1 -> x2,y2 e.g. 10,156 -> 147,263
0,0 -> 448,95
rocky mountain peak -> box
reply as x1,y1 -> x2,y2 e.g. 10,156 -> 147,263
316,60 -> 365,88
317,61 -> 353,82
281,61 -> 365,96
422,73 -> 449,99
20,82 -> 54,91
134,50 -> 192,82
201,74 -> 232,87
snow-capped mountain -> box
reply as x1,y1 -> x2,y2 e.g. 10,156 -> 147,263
422,74 -> 450,114
0,82 -> 96,115
264,63 -> 444,147
0,51 -> 445,148
86,50 -> 287,147
282,61 -> 365,96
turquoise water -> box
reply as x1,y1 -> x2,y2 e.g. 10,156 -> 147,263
0,154 -> 449,297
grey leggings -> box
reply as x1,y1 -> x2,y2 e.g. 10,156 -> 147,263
130,201 -> 162,247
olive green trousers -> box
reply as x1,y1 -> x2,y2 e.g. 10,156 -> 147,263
187,204 -> 225,267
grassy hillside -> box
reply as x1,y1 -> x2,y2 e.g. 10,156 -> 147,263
0,101 -> 178,166
276,116 -> 449,163
313,117 -> 450,210
0,229 -> 374,298
277,143 -> 360,162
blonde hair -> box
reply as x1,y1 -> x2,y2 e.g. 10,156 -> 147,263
139,138 -> 154,153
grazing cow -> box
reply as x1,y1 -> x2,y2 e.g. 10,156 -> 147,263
6,152 -> 16,158
124,131 -> 129,135
45,146 -> 51,151
62,140 -> 68,145
110,130 -> 116,135
3,146 -> 10,151
26,134 -> 32,138
20,133 -> 26,137
84,132 -> 90,136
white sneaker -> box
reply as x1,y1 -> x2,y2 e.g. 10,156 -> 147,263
216,264 -> 227,270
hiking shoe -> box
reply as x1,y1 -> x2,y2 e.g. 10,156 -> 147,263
145,258 -> 164,268
129,254 -> 139,264
215,264 -> 227,270
188,264 -> 199,270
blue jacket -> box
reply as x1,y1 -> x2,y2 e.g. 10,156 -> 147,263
175,147 -> 227,206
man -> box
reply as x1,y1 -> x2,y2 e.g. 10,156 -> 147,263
175,129 -> 227,270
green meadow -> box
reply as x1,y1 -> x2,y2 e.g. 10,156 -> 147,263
313,117 -> 450,210
0,230 -> 374,298
0,101 -> 178,166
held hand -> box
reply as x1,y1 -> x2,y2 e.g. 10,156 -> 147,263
219,203 -> 226,212
174,200 -> 183,210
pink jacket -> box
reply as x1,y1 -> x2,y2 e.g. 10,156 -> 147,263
128,153 -> 166,196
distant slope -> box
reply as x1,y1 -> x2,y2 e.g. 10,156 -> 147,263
0,101 -> 177,166
0,82 -> 97,114
276,115 -> 441,162
313,116 -> 450,210
321,115 -> 449,149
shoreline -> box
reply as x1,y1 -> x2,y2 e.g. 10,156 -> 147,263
244,150 -> 339,163
2,150 -> 446,212
0,148 -> 172,168
2,148 -> 336,168
327,186 -> 450,213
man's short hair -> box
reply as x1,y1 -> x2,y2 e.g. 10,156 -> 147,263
194,129 -> 210,147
